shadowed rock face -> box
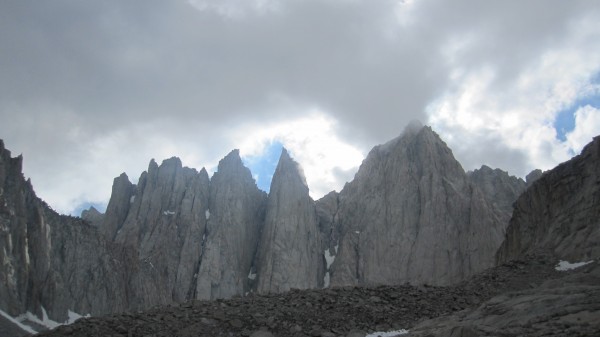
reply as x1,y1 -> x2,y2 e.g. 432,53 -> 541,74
497,136 -> 600,263
326,125 -> 506,287
0,140 -> 130,322
256,149 -> 323,293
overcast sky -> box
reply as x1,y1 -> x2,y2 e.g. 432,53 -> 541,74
1,0 -> 599,215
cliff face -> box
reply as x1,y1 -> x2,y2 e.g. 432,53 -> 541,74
0,140 -> 46,316
497,136 -> 600,263
194,150 -> 267,300
256,149 -> 323,293
110,157 -> 210,307
100,173 -> 135,241
324,124 -> 506,286
0,140 -> 130,322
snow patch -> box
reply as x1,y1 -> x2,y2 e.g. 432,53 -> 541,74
163,210 -> 176,215
130,195 -> 135,203
365,329 -> 409,337
555,260 -> 594,271
0,308 -> 37,334
248,270 -> 257,280
355,231 -> 360,234
67,310 -> 89,324
41,306 -> 60,329
20,307 -> 61,330
323,271 -> 330,288
324,248 -> 336,269
205,209 -> 210,220
24,235 -> 30,266
16,307 -> 90,331
323,246 -> 337,288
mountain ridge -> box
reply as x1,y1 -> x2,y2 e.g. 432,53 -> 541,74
0,124 -> 567,333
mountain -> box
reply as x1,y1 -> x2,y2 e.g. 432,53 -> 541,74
0,140 -> 131,323
3,126 -> 599,336
408,137 -> 600,336
8,128 -> 600,337
255,149 -> 323,293
110,156 -> 211,307
0,124 -> 536,330
194,150 -> 267,300
467,165 -> 527,222
322,123 -> 507,286
497,136 -> 600,263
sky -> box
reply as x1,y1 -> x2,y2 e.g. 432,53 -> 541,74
1,0 -> 599,215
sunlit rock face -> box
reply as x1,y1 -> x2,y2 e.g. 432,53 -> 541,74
497,136 -> 600,263
325,124 -> 506,287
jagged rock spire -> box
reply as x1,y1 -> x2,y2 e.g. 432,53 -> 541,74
194,148 -> 267,300
255,148 -> 323,293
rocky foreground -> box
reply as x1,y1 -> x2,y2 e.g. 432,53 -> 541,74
29,253 -> 598,337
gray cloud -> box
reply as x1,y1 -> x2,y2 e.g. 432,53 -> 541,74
1,1 -> 435,138
1,0 -> 598,213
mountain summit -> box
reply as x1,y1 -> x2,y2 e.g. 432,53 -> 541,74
322,125 -> 506,286
256,148 -> 323,293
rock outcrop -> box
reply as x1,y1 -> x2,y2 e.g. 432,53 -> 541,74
326,123 -> 506,287
468,165 -> 526,222
497,136 -> 600,263
194,150 -> 267,300
525,168 -> 543,187
80,206 -> 104,227
256,149 -> 323,293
